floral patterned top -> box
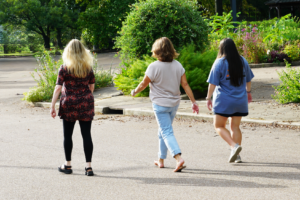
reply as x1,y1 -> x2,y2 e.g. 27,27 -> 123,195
56,65 -> 95,121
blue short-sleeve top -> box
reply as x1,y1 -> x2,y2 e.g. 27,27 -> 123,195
207,57 -> 254,114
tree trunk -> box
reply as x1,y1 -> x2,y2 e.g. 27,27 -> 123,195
3,44 -> 8,54
56,28 -> 63,49
42,34 -> 51,49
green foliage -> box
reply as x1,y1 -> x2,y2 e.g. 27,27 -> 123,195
115,0 -> 208,62
178,45 -> 217,94
23,51 -> 62,102
79,0 -> 136,49
283,42 -> 300,61
206,11 -> 241,40
92,53 -> 113,88
114,44 -> 217,96
23,51 -> 113,102
114,56 -> 155,97
208,13 -> 300,63
0,0 -> 82,49
272,60 -> 300,104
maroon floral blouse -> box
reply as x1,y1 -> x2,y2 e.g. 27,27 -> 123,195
56,65 -> 95,122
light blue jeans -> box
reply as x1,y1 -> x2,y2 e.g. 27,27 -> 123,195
152,103 -> 181,159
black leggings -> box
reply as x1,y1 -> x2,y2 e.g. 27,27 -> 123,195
63,119 -> 93,162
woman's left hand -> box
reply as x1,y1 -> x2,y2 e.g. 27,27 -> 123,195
207,100 -> 212,111
50,107 -> 56,119
247,93 -> 252,103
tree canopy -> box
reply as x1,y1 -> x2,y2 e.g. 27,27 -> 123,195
0,0 -> 81,49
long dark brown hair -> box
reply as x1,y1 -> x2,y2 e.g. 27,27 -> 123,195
217,38 -> 244,87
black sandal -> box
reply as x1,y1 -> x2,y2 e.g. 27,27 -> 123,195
85,167 -> 94,176
58,165 -> 72,174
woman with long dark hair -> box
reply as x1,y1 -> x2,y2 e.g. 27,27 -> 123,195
206,38 -> 254,163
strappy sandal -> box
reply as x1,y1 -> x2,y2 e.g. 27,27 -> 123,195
58,165 -> 72,174
85,167 -> 94,176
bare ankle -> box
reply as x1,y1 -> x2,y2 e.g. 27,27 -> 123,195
174,154 -> 182,162
65,161 -> 71,166
86,162 -> 92,168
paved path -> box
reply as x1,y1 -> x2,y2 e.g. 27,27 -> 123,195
1,100 -> 300,199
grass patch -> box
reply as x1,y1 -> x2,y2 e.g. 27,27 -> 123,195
0,52 -> 33,57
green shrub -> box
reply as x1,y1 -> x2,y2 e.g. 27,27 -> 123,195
115,0 -> 208,62
93,54 -> 113,88
178,45 -> 217,94
114,56 -> 155,97
23,52 -> 113,102
283,42 -> 300,61
23,51 -> 63,102
114,44 -> 217,96
272,60 -> 300,104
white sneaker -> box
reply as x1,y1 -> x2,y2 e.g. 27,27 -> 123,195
228,144 -> 242,163
235,155 -> 242,163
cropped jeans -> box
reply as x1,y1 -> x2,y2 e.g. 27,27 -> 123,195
152,103 -> 181,159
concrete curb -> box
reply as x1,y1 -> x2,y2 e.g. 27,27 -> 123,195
249,61 -> 300,68
29,101 -> 300,128
123,108 -> 300,127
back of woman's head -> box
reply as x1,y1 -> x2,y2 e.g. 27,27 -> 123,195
62,39 -> 93,78
218,38 -> 244,87
151,37 -> 179,62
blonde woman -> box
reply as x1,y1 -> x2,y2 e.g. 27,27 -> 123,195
50,39 -> 95,176
131,37 -> 199,172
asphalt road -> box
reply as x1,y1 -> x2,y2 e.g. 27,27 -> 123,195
1,56 -> 300,199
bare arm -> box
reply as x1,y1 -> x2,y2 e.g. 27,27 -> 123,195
134,75 -> 151,94
180,73 -> 196,103
206,84 -> 216,100
89,84 -> 95,93
51,85 -> 62,108
246,81 -> 251,92
50,85 -> 62,119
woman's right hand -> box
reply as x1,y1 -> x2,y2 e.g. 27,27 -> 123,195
207,100 -> 212,111
50,107 -> 56,119
192,102 -> 199,114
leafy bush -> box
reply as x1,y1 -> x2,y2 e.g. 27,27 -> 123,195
93,54 -> 113,88
272,60 -> 300,103
266,51 -> 290,63
114,44 -> 217,96
115,0 -> 208,62
177,45 -> 217,94
283,42 -> 300,61
23,52 -> 113,102
23,51 -> 62,102
208,13 -> 300,64
114,56 -> 155,97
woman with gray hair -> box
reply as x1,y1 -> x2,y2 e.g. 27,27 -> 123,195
131,37 -> 199,172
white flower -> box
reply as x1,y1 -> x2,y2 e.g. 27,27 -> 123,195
267,50 -> 270,55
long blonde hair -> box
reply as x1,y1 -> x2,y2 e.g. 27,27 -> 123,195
62,39 -> 93,78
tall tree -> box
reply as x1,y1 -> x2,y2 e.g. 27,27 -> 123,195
78,0 -> 136,49
0,0 -> 81,49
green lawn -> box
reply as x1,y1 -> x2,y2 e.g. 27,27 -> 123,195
0,52 -> 33,57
